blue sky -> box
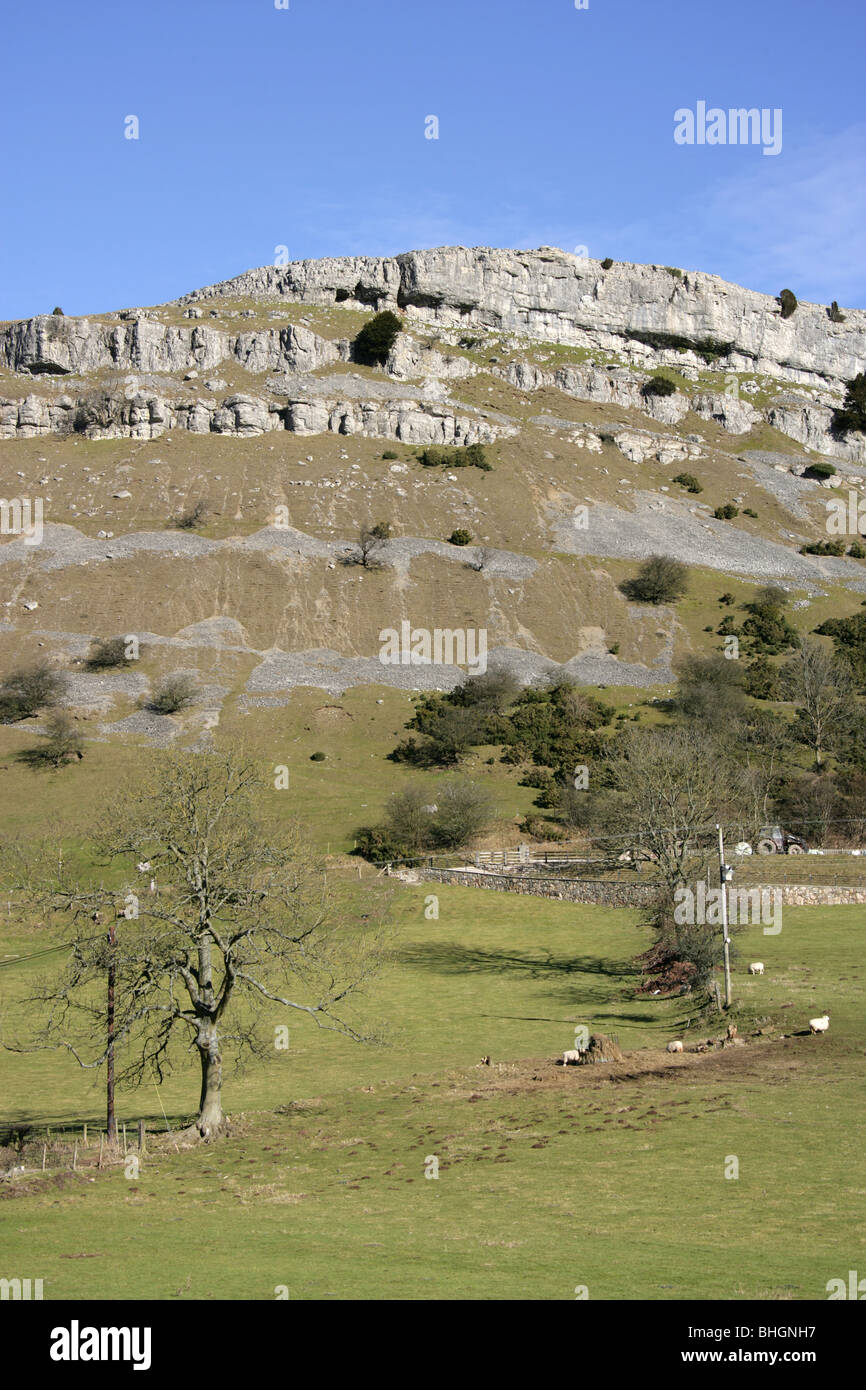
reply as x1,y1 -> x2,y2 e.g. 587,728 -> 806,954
2,0 -> 863,318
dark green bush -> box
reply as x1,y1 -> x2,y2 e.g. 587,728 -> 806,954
815,611 -> 866,682
353,311 -> 403,365
743,656 -> 780,701
804,461 -> 837,480
672,472 -> 703,494
52,306 -> 64,316
743,507 -> 758,518
620,555 -> 689,604
642,375 -> 677,398
741,587 -> 799,654
849,542 -> 866,559
310,751 -> 326,761
600,257 -> 614,270
779,289 -> 798,319
417,443 -> 491,471
447,529 -> 473,546
713,503 -> 739,520
831,375 -> 866,438
800,539 -> 846,556
382,449 -> 399,460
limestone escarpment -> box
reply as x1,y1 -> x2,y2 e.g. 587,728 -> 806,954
177,246 -> 866,390
0,385 -> 508,445
0,315 -> 342,377
0,247 -> 863,460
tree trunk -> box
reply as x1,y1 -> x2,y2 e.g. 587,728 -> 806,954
195,1028 -> 224,1138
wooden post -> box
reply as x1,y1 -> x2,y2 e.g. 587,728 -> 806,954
42,1144 -> 47,1172
72,1140 -> 78,1171
138,1120 -> 146,1154
98,1132 -> 104,1168
83,1122 -> 87,1147
122,1123 -> 127,1156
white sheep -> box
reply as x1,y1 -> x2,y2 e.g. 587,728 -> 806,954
562,1049 -> 583,1066
748,962 -> 765,976
809,1012 -> 830,1035
666,1040 -> 683,1053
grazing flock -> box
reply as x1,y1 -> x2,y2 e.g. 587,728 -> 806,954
555,962 -> 831,1070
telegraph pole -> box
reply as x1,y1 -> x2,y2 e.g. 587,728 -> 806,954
106,916 -> 117,1144
717,824 -> 733,1008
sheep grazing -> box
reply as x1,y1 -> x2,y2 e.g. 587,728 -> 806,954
809,1013 -> 830,1035
748,962 -> 765,976
726,1023 -> 738,1039
562,1049 -> 583,1066
666,1040 -> 684,1053
480,1055 -> 490,1066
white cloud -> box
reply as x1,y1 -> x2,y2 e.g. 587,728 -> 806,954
685,124 -> 866,306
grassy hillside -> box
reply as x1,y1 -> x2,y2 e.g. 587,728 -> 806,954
1,888 -> 862,1300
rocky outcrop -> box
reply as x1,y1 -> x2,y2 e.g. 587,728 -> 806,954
501,352 -> 866,457
178,246 -> 866,390
0,386 -> 508,445
502,359 -> 691,425
690,391 -> 759,434
386,336 -> 476,382
766,395 -> 866,463
0,315 -> 342,377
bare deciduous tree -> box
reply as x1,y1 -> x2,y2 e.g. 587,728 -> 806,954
599,726 -> 736,890
355,521 -> 392,569
784,637 -> 855,770
7,751 -> 389,1139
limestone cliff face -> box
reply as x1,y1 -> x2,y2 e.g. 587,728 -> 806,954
178,246 -> 866,389
0,247 -> 863,458
0,315 -> 343,377
0,387 -> 508,445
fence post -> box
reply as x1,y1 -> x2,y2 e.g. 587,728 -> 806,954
72,1140 -> 78,1172
138,1120 -> 146,1154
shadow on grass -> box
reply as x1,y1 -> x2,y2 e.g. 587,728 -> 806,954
15,748 -> 83,771
398,941 -> 639,981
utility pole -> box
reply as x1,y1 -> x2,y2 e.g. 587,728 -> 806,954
106,916 -> 117,1144
717,824 -> 733,1008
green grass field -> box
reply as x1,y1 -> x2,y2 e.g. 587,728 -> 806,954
2,885 -> 863,1301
